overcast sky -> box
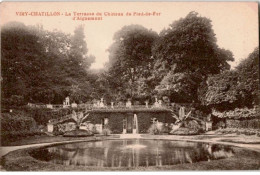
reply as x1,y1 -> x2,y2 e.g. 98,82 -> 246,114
0,2 -> 258,69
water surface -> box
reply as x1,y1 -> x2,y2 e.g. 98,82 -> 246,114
31,139 -> 234,167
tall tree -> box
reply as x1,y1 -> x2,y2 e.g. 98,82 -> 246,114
1,22 -> 95,106
153,12 -> 234,103
107,25 -> 158,99
1,22 -> 49,104
199,47 -> 259,111
64,25 -> 95,103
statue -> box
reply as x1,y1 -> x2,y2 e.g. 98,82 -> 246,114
154,97 -> 160,107
126,99 -> 132,108
99,98 -> 105,107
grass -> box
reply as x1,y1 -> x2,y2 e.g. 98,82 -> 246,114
1,145 -> 260,171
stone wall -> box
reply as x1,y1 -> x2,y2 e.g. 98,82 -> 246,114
87,111 -> 174,134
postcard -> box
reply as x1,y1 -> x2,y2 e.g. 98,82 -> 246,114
0,1 -> 259,171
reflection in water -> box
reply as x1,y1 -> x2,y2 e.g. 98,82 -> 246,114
31,140 -> 235,167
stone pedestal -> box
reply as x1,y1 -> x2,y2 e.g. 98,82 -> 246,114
46,104 -> 53,109
111,102 -> 114,109
71,102 -> 77,108
126,100 -> 132,108
145,101 -> 149,108
95,124 -> 103,133
206,121 -> 213,131
47,123 -> 54,132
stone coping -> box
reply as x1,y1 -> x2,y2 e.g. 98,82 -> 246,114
1,134 -> 260,158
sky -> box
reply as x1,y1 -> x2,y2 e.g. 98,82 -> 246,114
0,2 -> 258,69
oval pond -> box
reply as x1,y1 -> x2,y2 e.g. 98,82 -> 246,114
30,139 -> 235,167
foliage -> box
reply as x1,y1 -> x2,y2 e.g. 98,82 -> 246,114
1,112 -> 43,141
199,47 -> 259,111
199,70 -> 239,108
235,47 -> 259,106
71,111 -> 89,129
16,107 -> 74,125
225,118 -> 260,129
157,72 -> 198,103
152,12 -> 234,103
148,124 -> 160,135
169,127 -> 201,135
102,128 -> 111,136
148,123 -> 168,135
2,95 -> 26,107
215,128 -> 260,136
1,22 -> 95,107
63,129 -> 93,137
106,24 -> 158,99
1,112 -> 37,132
212,107 -> 259,119
184,120 -> 202,131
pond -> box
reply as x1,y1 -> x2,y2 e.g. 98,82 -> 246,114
30,139 -> 235,167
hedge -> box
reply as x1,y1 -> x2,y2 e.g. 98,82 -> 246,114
5,107 -> 74,125
1,112 -> 37,133
226,118 -> 260,129
1,112 -> 43,142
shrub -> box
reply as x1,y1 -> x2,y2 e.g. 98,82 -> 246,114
1,112 -> 44,143
148,124 -> 160,135
91,125 -> 100,134
2,95 -> 26,107
1,112 -> 37,134
184,120 -> 202,131
214,120 -> 226,130
63,129 -> 93,137
226,118 -> 260,129
215,128 -> 260,136
170,127 -> 201,135
102,128 -> 111,136
148,123 -> 168,135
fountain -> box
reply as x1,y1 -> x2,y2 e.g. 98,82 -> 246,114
123,140 -> 146,149
133,114 -> 138,134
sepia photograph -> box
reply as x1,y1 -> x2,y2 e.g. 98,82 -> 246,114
0,1 -> 259,171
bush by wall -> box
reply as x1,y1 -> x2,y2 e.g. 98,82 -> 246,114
1,112 -> 43,143
226,118 -> 260,129
1,112 -> 37,133
9,107 -> 74,125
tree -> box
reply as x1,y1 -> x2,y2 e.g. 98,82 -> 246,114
69,25 -> 94,70
107,25 -> 158,99
1,22 -> 95,106
65,25 -> 96,103
152,12 -> 234,103
157,72 -> 198,103
199,47 -> 259,111
198,70 -> 239,111
1,22 -> 48,104
236,47 -> 259,106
